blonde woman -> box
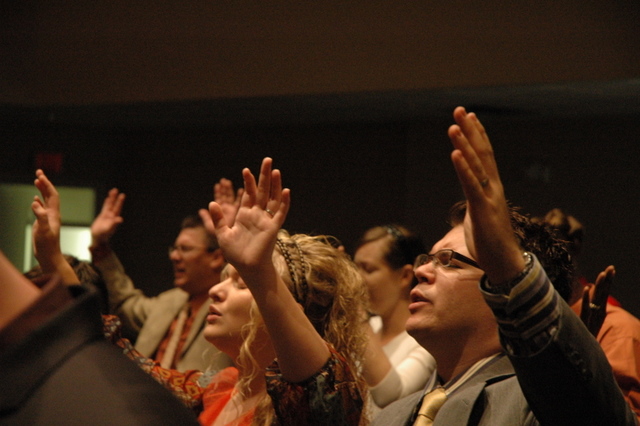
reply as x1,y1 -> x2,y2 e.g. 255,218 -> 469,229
115,158 -> 369,425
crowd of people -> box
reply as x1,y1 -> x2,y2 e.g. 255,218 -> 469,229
1,107 -> 639,425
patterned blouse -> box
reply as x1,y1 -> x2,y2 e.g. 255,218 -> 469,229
103,315 -> 365,425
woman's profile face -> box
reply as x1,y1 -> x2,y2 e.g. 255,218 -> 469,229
354,238 -> 405,315
204,265 -> 254,353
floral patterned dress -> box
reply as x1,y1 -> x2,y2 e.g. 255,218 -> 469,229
103,315 -> 365,425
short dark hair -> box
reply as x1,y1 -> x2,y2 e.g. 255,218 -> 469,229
447,201 -> 575,302
180,215 -> 219,251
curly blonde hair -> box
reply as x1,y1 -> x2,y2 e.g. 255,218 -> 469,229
233,230 -> 369,425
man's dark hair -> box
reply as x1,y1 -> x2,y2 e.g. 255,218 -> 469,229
180,215 -> 219,251
447,201 -> 575,302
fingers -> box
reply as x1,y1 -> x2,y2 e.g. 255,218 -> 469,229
31,196 -> 47,222
450,139 -> 480,202
103,188 -> 125,217
214,178 -> 235,204
579,289 -> 591,324
255,157 -> 274,208
34,169 -> 60,212
200,207 -> 219,235
239,158 -> 287,215
101,189 -> 123,214
266,169 -> 283,211
593,265 -> 615,307
455,110 -> 495,170
235,188 -> 244,206
449,108 -> 496,196
275,188 -> 291,225
240,167 -> 258,208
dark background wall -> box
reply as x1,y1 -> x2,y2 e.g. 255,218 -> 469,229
2,2 -> 640,315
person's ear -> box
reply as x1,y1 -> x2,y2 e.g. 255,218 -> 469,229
398,264 -> 415,290
209,248 -> 226,270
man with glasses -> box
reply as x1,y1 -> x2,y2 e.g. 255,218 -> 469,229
90,186 -> 234,372
372,107 -> 635,425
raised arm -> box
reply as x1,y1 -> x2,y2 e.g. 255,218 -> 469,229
202,158 -> 330,382
448,107 -> 525,283
31,169 -> 79,285
448,107 -> 636,425
0,251 -> 41,331
90,188 -> 125,250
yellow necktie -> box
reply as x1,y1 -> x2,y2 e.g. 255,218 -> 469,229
414,387 -> 447,426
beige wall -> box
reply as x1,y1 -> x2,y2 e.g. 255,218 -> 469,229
2,1 -> 639,105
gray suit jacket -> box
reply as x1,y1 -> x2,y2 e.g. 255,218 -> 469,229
373,301 -> 637,426
95,251 -> 232,372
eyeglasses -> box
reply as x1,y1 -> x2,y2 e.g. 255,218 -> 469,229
168,245 -> 213,256
413,249 -> 481,271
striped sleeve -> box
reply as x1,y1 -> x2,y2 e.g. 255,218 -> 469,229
480,255 -> 561,357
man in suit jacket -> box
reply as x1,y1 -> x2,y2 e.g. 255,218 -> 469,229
372,107 -> 636,425
91,190 -> 232,372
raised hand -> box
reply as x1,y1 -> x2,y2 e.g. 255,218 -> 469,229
30,170 -> 78,284
580,265 -> 614,337
448,107 -> 526,284
91,188 -> 125,247
31,169 -> 63,270
201,158 -> 290,280
213,178 -> 243,226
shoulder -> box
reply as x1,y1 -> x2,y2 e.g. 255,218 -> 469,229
205,367 -> 239,393
598,303 -> 640,344
155,287 -> 190,304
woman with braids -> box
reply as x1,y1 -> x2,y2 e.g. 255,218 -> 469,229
353,225 -> 436,417
112,158 -> 369,425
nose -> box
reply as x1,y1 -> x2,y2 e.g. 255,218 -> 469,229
209,279 -> 228,301
413,262 -> 436,285
169,247 -> 181,262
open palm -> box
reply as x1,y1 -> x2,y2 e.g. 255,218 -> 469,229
202,158 -> 290,280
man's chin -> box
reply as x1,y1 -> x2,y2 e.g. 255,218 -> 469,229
405,315 -> 431,337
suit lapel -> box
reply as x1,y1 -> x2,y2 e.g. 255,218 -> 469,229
434,355 -> 515,425
134,289 -> 189,357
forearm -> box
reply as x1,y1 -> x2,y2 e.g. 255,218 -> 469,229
0,252 -> 41,331
37,252 -> 80,286
362,322 -> 393,387
370,344 -> 435,407
246,266 -> 330,382
510,301 -> 636,425
481,254 -> 559,357
482,256 -> 636,424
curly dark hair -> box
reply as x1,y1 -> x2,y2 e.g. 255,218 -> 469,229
447,201 -> 575,302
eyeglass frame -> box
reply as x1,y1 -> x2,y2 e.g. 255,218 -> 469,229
168,244 -> 216,256
413,249 -> 481,271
